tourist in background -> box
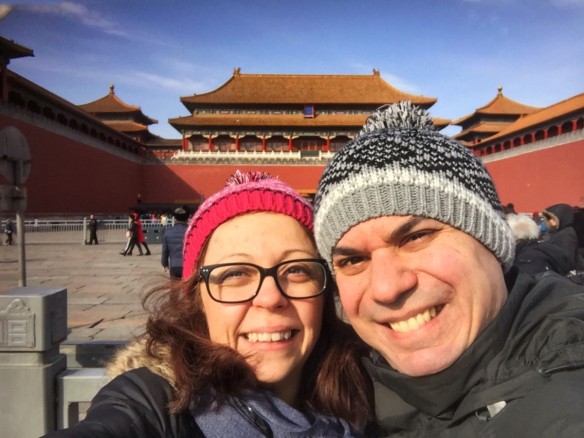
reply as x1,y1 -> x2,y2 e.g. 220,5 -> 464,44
507,213 -> 573,276
87,214 -> 99,245
161,207 -> 189,278
134,213 -> 152,256
119,214 -> 141,256
542,203 -> 579,271
3,218 -> 15,245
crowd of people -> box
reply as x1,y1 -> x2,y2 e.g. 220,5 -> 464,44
506,203 -> 584,282
45,101 -> 584,437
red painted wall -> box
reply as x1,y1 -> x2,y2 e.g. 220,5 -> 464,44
143,164 -> 325,203
1,115 -> 142,215
3,112 -> 583,217
485,139 -> 584,213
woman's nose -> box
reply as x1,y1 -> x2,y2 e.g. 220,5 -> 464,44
252,275 -> 288,309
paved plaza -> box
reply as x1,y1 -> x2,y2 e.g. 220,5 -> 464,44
0,241 -> 168,342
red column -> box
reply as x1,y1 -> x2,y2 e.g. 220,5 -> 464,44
262,135 -> 267,152
208,135 -> 214,151
288,136 -> 293,151
324,136 -> 330,152
182,133 -> 188,151
235,135 -> 240,152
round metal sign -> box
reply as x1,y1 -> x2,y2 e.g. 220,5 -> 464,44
0,126 -> 31,185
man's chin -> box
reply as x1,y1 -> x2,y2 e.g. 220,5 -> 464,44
382,349 -> 459,377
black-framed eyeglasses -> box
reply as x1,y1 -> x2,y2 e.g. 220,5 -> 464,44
198,258 -> 328,304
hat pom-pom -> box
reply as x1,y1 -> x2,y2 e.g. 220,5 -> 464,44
225,170 -> 274,187
358,100 -> 434,137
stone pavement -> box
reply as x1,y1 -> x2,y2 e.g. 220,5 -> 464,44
0,241 -> 168,342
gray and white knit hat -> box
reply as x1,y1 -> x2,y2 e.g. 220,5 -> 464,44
314,101 -> 515,270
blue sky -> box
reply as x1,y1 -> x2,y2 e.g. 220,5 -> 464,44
2,0 -> 584,139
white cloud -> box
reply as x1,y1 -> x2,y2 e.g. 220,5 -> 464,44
131,72 -> 208,94
21,1 -> 129,37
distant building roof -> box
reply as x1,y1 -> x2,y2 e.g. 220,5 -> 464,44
454,86 -> 540,126
0,35 -> 34,64
78,84 -> 157,125
480,92 -> 584,144
180,68 -> 437,109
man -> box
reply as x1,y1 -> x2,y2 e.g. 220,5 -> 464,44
87,214 -> 99,245
161,207 -> 189,278
314,101 -> 584,436
4,218 -> 14,245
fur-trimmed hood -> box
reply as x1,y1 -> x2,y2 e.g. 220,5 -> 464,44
543,203 -> 575,230
107,338 -> 176,387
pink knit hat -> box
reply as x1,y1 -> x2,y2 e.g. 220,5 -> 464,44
182,170 -> 314,280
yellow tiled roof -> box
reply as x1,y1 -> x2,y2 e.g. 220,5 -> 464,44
453,121 -> 511,139
181,69 -> 436,106
483,92 -> 584,143
78,85 -> 157,125
454,86 -> 540,125
105,120 -> 150,133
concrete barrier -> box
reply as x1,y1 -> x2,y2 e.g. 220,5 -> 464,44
0,287 -> 67,438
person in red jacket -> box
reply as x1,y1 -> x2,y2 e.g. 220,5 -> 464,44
134,213 -> 151,256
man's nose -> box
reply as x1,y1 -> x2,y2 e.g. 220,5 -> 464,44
369,250 -> 417,304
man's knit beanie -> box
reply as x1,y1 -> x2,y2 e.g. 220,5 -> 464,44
182,170 -> 313,280
314,101 -> 515,270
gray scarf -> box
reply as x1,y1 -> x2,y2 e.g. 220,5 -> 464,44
190,388 -> 360,437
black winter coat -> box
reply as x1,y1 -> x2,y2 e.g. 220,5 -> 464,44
514,238 -> 574,276
368,269 -> 584,437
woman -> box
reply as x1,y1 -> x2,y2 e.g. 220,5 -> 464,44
134,212 -> 152,256
45,171 -> 374,437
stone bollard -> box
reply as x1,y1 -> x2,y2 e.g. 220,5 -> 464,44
0,288 -> 67,438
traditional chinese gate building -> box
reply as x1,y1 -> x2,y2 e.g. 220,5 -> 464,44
1,35 -> 582,214
169,68 -> 444,154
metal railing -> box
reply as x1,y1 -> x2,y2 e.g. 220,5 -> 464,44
8,218 -> 173,244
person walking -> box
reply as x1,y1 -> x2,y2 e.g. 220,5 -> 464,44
87,214 -> 99,245
120,214 -> 141,256
4,218 -> 15,245
134,213 -> 151,256
161,207 -> 189,278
